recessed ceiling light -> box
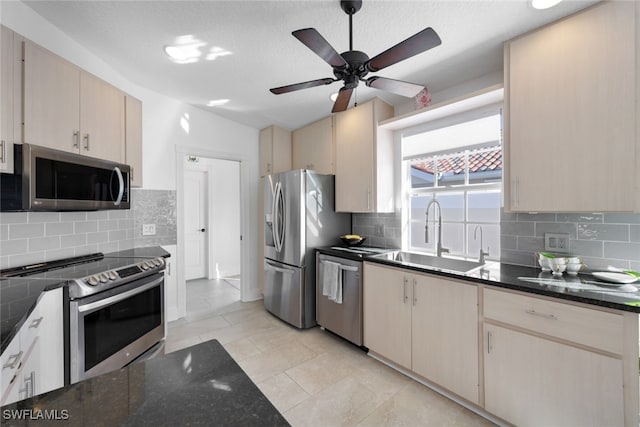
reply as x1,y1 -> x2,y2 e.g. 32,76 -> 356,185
531,0 -> 562,10
206,99 -> 230,107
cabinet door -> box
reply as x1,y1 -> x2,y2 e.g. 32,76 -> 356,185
125,95 -> 143,187
271,125 -> 291,174
363,263 -> 412,369
484,324 -> 624,427
24,41 -> 81,153
161,245 -> 178,323
0,26 -> 14,173
412,275 -> 479,404
335,101 -> 375,212
34,288 -> 64,395
79,72 -> 125,163
0,334 -> 23,406
259,127 -> 273,177
292,116 -> 334,174
507,1 -> 635,212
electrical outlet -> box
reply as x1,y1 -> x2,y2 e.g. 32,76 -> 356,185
142,224 -> 156,236
374,224 -> 385,237
544,233 -> 570,253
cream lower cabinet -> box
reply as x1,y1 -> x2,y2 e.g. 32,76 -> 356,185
505,1 -> 636,212
363,263 -> 479,403
0,288 -> 64,406
483,287 -> 633,426
161,245 -> 178,323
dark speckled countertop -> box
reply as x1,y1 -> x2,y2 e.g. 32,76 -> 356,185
0,340 -> 289,426
365,255 -> 640,314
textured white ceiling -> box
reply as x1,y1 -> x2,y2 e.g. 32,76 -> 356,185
23,0 -> 597,130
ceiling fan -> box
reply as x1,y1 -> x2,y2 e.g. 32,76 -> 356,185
269,0 -> 442,113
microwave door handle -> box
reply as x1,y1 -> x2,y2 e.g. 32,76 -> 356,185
113,166 -> 125,206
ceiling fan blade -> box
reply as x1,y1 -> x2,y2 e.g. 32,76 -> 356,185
292,28 -> 348,69
365,76 -> 425,98
270,78 -> 335,94
331,87 -> 353,113
366,27 -> 441,73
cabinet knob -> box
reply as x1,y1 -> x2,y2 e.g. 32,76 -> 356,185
29,317 -> 44,329
2,351 -> 23,370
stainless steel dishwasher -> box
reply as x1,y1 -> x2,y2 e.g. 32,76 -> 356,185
316,252 -> 363,346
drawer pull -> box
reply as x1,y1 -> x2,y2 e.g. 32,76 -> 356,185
525,309 -> 557,320
487,331 -> 493,354
412,278 -> 417,306
403,277 -> 408,304
3,351 -> 23,370
29,317 -> 44,329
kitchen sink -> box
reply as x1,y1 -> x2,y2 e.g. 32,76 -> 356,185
371,251 -> 484,274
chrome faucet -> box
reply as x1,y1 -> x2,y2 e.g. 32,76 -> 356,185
473,225 -> 490,264
425,199 -> 449,257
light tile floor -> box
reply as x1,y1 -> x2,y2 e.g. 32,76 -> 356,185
167,278 -> 495,426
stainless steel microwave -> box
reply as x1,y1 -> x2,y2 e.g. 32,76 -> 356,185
0,143 -> 130,211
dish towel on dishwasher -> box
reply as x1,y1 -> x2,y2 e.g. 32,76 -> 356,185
322,260 -> 343,304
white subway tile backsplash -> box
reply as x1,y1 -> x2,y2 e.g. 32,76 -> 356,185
10,223 -> 45,239
61,234 -> 86,248
74,221 -> 98,234
87,232 -> 109,244
29,236 -> 60,252
60,212 -> 87,222
604,242 -> 640,261
0,239 -> 28,256
534,222 -> 577,238
0,190 -> 176,269
45,222 -> 74,236
577,223 -> 629,242
0,213 -> 28,224
28,212 -> 59,223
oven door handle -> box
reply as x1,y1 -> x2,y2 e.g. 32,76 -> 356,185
77,276 -> 163,314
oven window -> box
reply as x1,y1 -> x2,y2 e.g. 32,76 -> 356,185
83,285 -> 162,371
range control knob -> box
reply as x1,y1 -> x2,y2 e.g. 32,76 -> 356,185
87,276 -> 99,286
153,259 -> 162,266
108,271 -> 117,281
140,262 -> 149,271
99,273 -> 109,283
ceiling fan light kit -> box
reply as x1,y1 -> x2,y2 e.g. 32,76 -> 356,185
269,0 -> 442,113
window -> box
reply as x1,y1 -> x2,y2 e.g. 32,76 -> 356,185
403,113 -> 502,260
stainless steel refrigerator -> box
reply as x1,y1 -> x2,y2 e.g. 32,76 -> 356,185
264,169 -> 351,328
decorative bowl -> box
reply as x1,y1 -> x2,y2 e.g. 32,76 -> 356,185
549,257 -> 568,276
565,263 -> 583,275
340,235 -> 366,246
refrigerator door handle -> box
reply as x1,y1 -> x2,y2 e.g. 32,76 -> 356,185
275,181 -> 286,253
272,181 -> 281,253
265,260 -> 295,275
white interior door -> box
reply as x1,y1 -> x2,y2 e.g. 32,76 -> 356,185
184,169 -> 207,280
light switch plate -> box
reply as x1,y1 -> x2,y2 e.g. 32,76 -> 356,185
142,224 -> 156,236
544,232 -> 569,253
374,224 -> 385,237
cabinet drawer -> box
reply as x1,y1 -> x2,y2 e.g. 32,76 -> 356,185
484,288 -> 624,354
0,334 -> 22,405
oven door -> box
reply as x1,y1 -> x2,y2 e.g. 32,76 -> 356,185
69,273 -> 164,383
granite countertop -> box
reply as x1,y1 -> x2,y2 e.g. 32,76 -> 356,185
0,340 -> 290,426
0,246 -> 171,353
365,256 -> 640,314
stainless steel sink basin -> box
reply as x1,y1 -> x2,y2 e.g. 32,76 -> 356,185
372,251 -> 484,274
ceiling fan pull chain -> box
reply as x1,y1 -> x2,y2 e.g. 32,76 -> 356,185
349,12 -> 353,51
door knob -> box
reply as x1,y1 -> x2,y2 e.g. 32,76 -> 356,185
199,228 -> 206,232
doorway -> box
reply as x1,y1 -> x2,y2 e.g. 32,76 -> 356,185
177,151 -> 243,320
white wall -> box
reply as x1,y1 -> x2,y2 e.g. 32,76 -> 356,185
1,1 -> 260,296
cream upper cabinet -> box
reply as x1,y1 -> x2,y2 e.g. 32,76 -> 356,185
292,116 -> 334,174
125,95 -> 143,187
0,26 -> 21,173
335,98 -> 394,213
24,41 -> 81,154
259,125 -> 291,177
24,40 -> 125,163
79,72 -> 125,163
505,1 -> 636,212
483,287 -> 633,426
363,263 -> 479,403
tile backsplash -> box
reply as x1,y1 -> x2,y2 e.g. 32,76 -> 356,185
0,189 -> 176,269
500,210 -> 640,271
352,212 -> 402,249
